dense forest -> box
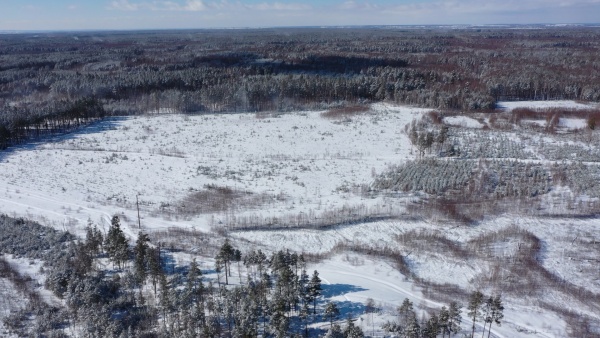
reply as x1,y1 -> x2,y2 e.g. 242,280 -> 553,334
2,27 -> 600,149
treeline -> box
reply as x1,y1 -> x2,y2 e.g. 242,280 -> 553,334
0,97 -> 106,149
2,27 -> 600,149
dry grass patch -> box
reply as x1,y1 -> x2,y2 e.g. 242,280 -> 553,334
320,105 -> 369,119
159,184 -> 285,218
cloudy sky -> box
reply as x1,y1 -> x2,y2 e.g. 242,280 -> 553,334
1,0 -> 599,31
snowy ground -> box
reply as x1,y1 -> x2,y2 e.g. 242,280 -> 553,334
0,276 -> 21,338
1,101 -> 599,337
0,103 -> 426,239
496,100 -> 598,111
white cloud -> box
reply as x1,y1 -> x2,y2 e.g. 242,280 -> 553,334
108,0 -> 141,11
108,0 -> 207,11
23,4 -> 42,11
337,1 -> 380,11
91,0 -> 600,28
108,0 -> 313,12
247,2 -> 311,11
388,0 -> 600,16
184,0 -> 207,11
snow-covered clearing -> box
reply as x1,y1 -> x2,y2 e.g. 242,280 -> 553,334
0,103 -> 425,238
496,100 -> 597,111
443,116 -> 484,129
1,101 -> 599,336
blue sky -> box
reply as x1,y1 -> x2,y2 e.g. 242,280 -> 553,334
1,0 -> 599,31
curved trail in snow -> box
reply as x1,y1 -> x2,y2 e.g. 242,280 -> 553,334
319,260 -> 556,338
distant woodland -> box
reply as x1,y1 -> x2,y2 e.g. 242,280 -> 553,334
2,27 -> 600,148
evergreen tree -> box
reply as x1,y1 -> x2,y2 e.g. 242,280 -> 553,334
422,313 -> 440,338
298,268 -> 310,307
324,302 -> 340,328
133,232 -> 149,284
184,259 -> 204,308
404,312 -> 420,338
323,323 -> 344,338
216,239 -> 236,284
382,321 -> 402,335
486,295 -> 504,338
147,246 -> 162,296
299,298 -> 311,337
234,248 -> 242,284
307,270 -> 322,315
397,298 -> 415,327
104,216 -> 129,269
72,241 -> 93,277
481,296 -> 493,337
270,295 -> 290,338
84,221 -> 103,256
447,301 -> 462,337
439,306 -> 450,338
468,290 -> 484,338
159,273 -> 172,327
343,316 -> 365,338
365,297 -> 377,337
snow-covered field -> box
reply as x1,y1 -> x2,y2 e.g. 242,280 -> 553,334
0,103 -> 426,238
1,101 -> 599,337
496,100 -> 598,111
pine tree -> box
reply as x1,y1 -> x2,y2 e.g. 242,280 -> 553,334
298,268 -> 310,308
323,323 -> 344,338
234,248 -> 242,284
486,295 -> 504,338
185,259 -> 204,307
299,299 -> 311,337
365,297 -> 377,337
147,246 -> 162,296
307,270 -> 322,315
439,306 -> 450,338
215,239 -> 235,284
447,301 -> 462,337
84,221 -> 103,256
159,273 -> 171,327
72,241 -> 93,277
397,298 -> 415,327
404,312 -> 420,338
423,313 -> 440,338
104,216 -> 129,269
468,291 -> 484,338
270,292 -> 289,338
343,316 -> 365,338
481,296 -> 493,337
324,302 -> 340,328
133,232 -> 149,285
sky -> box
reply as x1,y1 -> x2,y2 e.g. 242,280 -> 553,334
1,0 -> 599,31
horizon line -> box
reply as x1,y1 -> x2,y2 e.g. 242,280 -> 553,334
2,23 -> 600,34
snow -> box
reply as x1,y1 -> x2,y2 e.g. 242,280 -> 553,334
0,276 -> 22,338
0,254 -> 62,307
497,100 -> 597,111
443,115 -> 484,128
0,103 -> 428,239
558,118 -> 588,130
0,102 -> 598,337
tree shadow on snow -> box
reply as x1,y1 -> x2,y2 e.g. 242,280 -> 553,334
321,283 -> 367,298
334,300 -> 367,319
0,116 -> 128,163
